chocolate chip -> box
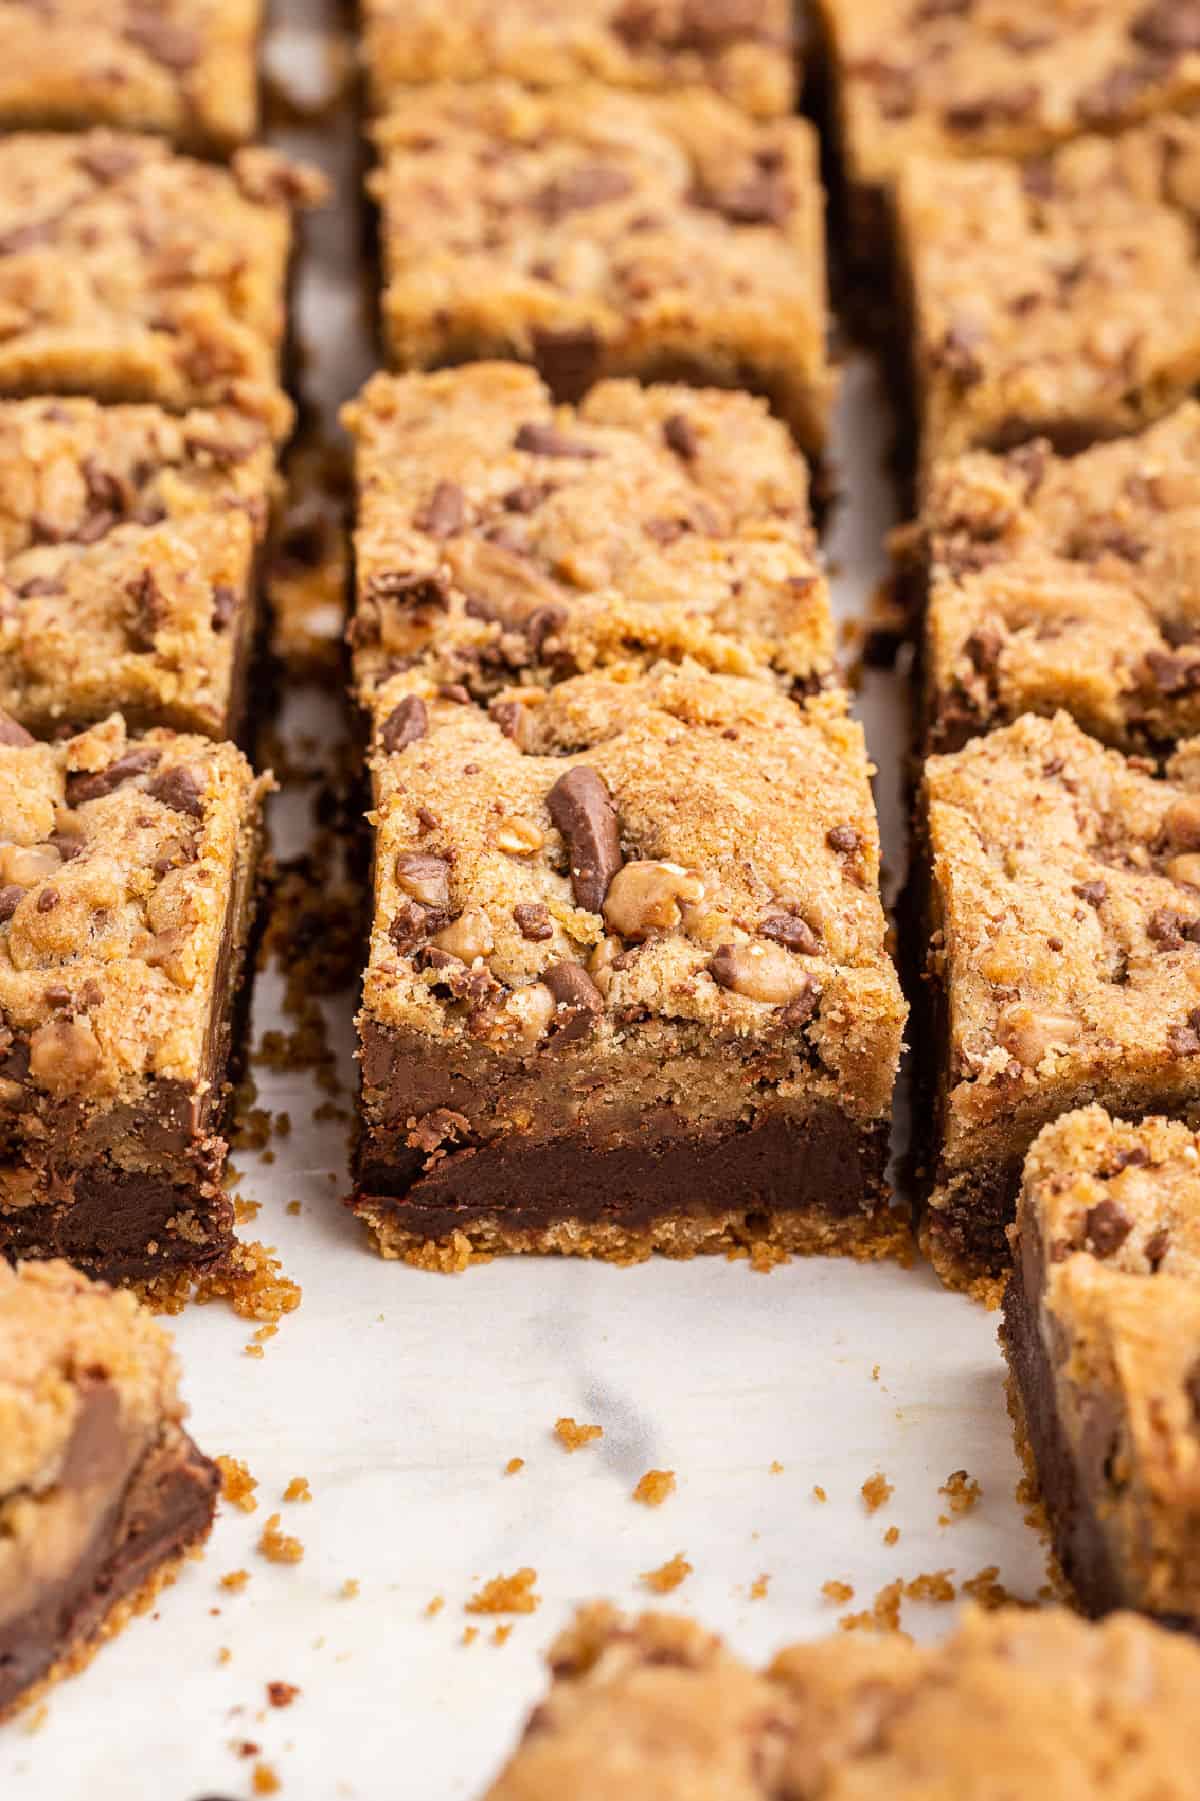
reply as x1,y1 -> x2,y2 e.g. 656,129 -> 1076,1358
943,84 -> 1038,133
662,413 -> 699,460
148,765 -> 204,818
526,605 -> 566,656
0,885 -> 22,922
1144,649 -> 1200,695
49,831 -> 82,862
389,900 -> 431,953
491,701 -> 529,748
416,480 -> 466,539
1131,2 -> 1200,53
212,584 -> 237,632
530,326 -> 602,403
126,567 -> 165,650
379,696 -> 428,754
503,481 -> 549,514
543,961 -> 604,1042
394,853 -> 451,910
1145,1226 -> 1171,1270
1076,62 -> 1163,128
1085,1199 -> 1134,1258
76,140 -> 140,184
513,902 -> 554,942
15,575 -> 64,599
514,422 -> 598,460
66,745 -> 160,805
710,168 -> 791,226
760,914 -> 821,954
932,322 -> 984,385
535,164 -> 634,221
826,824 -> 862,855
546,766 -> 623,913
0,710 -> 33,747
1073,880 -> 1108,907
1148,907 -> 1200,948
35,887 -> 59,912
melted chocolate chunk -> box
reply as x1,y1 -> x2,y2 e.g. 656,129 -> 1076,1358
546,766 -> 623,913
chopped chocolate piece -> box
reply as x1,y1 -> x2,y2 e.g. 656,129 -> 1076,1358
379,696 -> 429,754
546,766 -> 623,914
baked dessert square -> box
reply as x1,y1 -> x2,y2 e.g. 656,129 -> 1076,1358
0,399 -> 276,740
814,0 -> 1200,272
0,713 -> 268,1284
370,82 -> 834,464
0,0 -> 264,153
344,364 -> 833,706
483,1600 -> 1200,1797
915,709 -> 1200,1295
0,1258 -> 217,1720
1003,1105 -> 1200,1629
910,406 -> 1200,756
354,667 -> 907,1269
361,0 -> 796,121
0,132 -> 324,440
894,117 -> 1200,486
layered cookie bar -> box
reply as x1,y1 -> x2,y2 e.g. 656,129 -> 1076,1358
0,1259 -> 217,1719
0,714 -> 268,1283
814,0 -> 1200,271
0,399 -> 276,740
370,83 -> 834,463
483,1601 -> 1200,1797
361,0 -> 796,121
915,710 -> 1200,1294
354,667 -> 907,1268
0,0 -> 264,152
345,365 -> 832,706
0,132 -> 324,439
894,117 -> 1200,486
911,407 -> 1200,756
1003,1106 -> 1200,1628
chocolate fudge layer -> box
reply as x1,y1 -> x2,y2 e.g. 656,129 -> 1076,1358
910,408 -> 1200,755
0,132 -> 325,440
345,365 -> 833,706
894,116 -> 1200,486
916,710 -> 1200,1295
1003,1105 -> 1200,1629
371,82 -> 834,463
354,668 -> 907,1269
483,1600 -> 1200,1798
361,0 -> 796,121
0,1258 -> 217,1718
0,399 -> 276,740
0,0 -> 264,152
814,0 -> 1200,271
0,714 -> 268,1282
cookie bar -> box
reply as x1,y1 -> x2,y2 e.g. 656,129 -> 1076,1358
894,117 -> 1200,486
0,0 -> 264,152
0,714 -> 268,1283
915,709 -> 1200,1295
0,399 -> 276,740
0,1259 -> 217,1719
482,1600 -> 1200,1797
370,82 -> 834,464
361,0 -> 796,121
1003,1106 -> 1200,1628
0,132 -> 324,439
344,365 -> 832,706
813,0 -> 1200,272
353,666 -> 907,1269
911,407 -> 1200,756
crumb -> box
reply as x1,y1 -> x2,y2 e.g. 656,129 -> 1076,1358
871,1364 -> 880,1380
252,1765 -> 280,1796
504,1457 -> 525,1476
244,1342 -> 264,1359
822,1580 -> 854,1604
235,1740 -> 260,1759
286,1200 -> 302,1216
554,1417 -> 603,1452
938,1470 -> 982,1526
424,1595 -> 444,1618
749,1574 -> 770,1600
235,1197 -> 261,1223
840,1578 -> 906,1637
217,1646 -> 232,1666
749,1238 -> 788,1272
632,1469 -> 676,1507
861,1472 -> 893,1514
220,1570 -> 251,1593
258,1513 -> 304,1565
217,1456 -> 258,1514
466,1569 -> 540,1615
769,1461 -> 784,1474
149,1240 -> 302,1324
267,1682 -> 299,1709
492,1625 -> 512,1647
883,1526 -> 900,1547
340,1579 -> 361,1600
812,1485 -> 827,1503
22,1703 -> 48,1735
283,1477 -> 312,1503
904,1571 -> 956,1605
962,1566 -> 1011,1611
462,1627 -> 479,1647
640,1553 -> 692,1595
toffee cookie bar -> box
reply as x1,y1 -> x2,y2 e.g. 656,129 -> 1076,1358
0,0 -> 264,152
894,116 -> 1200,487
0,132 -> 325,440
0,1259 -> 217,1719
0,714 -> 268,1283
915,710 -> 1200,1295
354,667 -> 907,1269
908,407 -> 1200,756
482,1600 -> 1200,1797
0,399 -> 276,740
371,82 -> 834,464
361,0 -> 796,121
345,365 -> 832,706
1004,1106 -> 1200,1629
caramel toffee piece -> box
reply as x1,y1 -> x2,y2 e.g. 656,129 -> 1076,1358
482,1600 -> 1200,1798
0,399 -> 276,740
0,132 -> 325,440
361,0 -> 796,121
0,716 -> 268,1282
0,1259 -> 217,1717
354,666 -> 907,1268
895,116 -> 1200,486
814,0 -> 1200,268
370,82 -> 834,461
1003,1107 -> 1200,1630
0,0 -> 264,152
916,709 -> 1200,1294
344,366 -> 832,705
913,409 -> 1200,756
